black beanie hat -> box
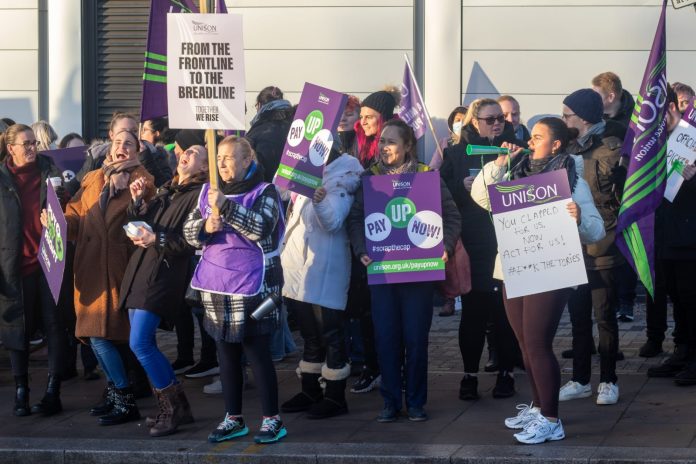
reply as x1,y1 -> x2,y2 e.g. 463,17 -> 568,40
362,91 -> 396,121
175,129 -> 206,151
563,89 -> 604,124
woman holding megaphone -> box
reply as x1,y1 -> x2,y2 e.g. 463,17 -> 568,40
471,117 -> 605,444
440,98 -> 525,402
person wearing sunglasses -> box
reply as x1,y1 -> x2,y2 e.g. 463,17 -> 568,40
0,124 -> 67,417
440,98 -> 526,402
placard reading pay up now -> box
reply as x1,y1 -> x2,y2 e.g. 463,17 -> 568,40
488,169 -> 587,298
363,171 -> 445,285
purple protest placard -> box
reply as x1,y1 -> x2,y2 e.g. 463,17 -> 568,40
487,170 -> 587,298
38,181 -> 67,304
274,83 -> 348,198
363,171 -> 444,285
396,59 -> 427,139
40,146 -> 87,184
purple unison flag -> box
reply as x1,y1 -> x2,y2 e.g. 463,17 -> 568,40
363,172 -> 445,285
396,60 -> 427,139
214,0 -> 227,12
616,0 -> 668,298
38,182 -> 67,304
40,146 -> 87,184
140,0 -> 202,122
274,83 -> 348,197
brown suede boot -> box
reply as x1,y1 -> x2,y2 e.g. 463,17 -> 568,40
174,382 -> 194,425
149,384 -> 177,437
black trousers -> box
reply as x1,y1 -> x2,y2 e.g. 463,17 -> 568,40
568,267 -> 619,385
459,289 -> 517,373
174,301 -> 217,364
663,259 -> 696,352
345,255 -> 379,373
286,299 -> 347,369
9,271 -> 66,378
217,335 -> 278,417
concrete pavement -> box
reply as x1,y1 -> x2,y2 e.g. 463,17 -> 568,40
1,300 -> 694,463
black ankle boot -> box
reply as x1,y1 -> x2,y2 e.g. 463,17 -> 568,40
14,375 -> 30,417
307,379 -> 348,419
98,386 -> 140,426
31,374 -> 62,416
281,373 -> 322,413
90,382 -> 116,416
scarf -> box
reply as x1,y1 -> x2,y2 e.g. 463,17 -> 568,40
249,99 -> 291,127
576,120 -> 606,148
508,152 -> 578,192
375,158 -> 418,176
100,155 -> 140,211
220,161 -> 265,195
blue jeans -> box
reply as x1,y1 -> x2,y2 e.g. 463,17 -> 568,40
90,337 -> 129,389
270,305 -> 296,360
370,282 -> 434,411
129,309 -> 177,389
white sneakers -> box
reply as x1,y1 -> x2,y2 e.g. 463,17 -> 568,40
504,403 -> 541,429
514,416 -> 565,444
596,382 -> 619,405
558,381 -> 592,401
558,380 -> 619,404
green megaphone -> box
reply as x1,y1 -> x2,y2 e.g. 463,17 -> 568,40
466,145 -> 531,156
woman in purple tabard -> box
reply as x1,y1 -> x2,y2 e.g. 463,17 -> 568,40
183,136 -> 287,445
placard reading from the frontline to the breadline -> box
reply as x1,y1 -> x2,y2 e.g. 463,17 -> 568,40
167,13 -> 245,130
487,169 -> 587,298
363,171 -> 445,285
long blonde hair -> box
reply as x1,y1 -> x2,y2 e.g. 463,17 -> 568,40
31,120 -> 58,151
462,98 -> 501,128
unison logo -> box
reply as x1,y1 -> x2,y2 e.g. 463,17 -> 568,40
192,20 -> 217,33
495,183 -> 561,207
318,93 -> 330,105
392,180 -> 411,190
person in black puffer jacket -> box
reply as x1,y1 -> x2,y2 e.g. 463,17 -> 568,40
246,86 -> 294,183
440,98 -> 525,401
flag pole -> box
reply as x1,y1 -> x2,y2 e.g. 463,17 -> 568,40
403,53 -> 443,163
200,0 -> 219,213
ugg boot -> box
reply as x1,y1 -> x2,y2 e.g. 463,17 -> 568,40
14,375 -> 30,417
90,382 -> 116,416
30,374 -> 62,415
307,364 -> 350,419
281,361 -> 323,413
98,386 -> 140,426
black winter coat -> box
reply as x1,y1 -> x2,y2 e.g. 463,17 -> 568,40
440,122 -> 524,291
118,178 -> 204,320
658,175 -> 696,261
0,155 -> 62,349
246,107 -> 294,183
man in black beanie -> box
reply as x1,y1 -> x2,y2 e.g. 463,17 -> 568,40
558,88 -> 624,407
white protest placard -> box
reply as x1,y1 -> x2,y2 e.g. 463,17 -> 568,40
671,0 -> 696,9
167,13 -> 245,130
664,99 -> 696,202
487,170 -> 587,298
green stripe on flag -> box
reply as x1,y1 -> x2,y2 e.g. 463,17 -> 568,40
367,258 -> 445,275
144,61 -> 167,72
143,73 -> 167,83
275,163 -> 322,189
620,149 -> 667,213
145,51 -> 167,63
623,224 -> 654,297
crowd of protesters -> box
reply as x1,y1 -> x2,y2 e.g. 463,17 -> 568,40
0,74 -> 694,446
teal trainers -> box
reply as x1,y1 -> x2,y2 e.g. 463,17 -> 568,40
253,415 -> 287,444
208,413 -> 249,443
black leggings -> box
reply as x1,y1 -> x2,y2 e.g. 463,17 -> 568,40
9,271 -> 66,378
217,335 -> 278,417
287,299 -> 348,369
459,290 -> 517,373
503,286 -> 571,418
